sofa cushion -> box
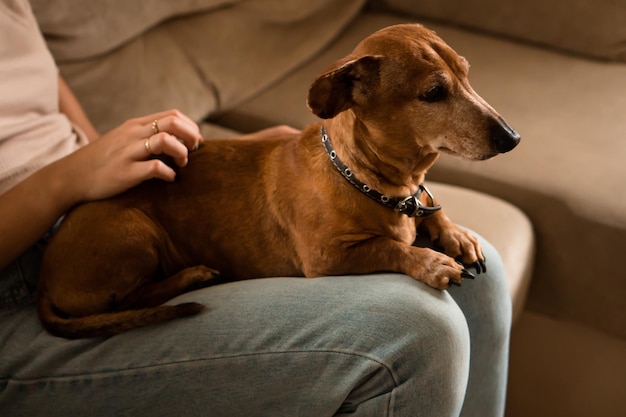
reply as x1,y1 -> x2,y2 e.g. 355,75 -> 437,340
31,0 -> 240,61
41,0 -> 366,133
371,0 -> 626,62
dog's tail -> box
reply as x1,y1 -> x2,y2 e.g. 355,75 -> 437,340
37,296 -> 205,339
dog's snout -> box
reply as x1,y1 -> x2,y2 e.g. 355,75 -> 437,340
491,116 -> 520,153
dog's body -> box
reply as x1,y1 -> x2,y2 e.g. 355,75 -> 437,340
37,24 -> 519,338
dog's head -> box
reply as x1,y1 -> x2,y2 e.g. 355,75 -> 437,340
307,24 -> 520,161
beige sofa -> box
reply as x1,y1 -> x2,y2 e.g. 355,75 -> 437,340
32,0 -> 626,416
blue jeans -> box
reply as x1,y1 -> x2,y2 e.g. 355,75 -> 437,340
0,232 -> 511,417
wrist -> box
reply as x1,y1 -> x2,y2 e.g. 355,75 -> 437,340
42,153 -> 87,211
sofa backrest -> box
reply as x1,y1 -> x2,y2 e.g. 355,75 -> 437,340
373,0 -> 626,62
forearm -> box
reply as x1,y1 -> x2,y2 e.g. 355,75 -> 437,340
58,75 -> 100,142
0,159 -> 78,269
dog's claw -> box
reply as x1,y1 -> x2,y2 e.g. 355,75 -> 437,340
455,257 -> 483,275
481,260 -> 488,273
461,269 -> 475,279
448,279 -> 461,287
471,261 -> 484,274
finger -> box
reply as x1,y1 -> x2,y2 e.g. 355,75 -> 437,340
135,109 -> 196,128
154,115 -> 202,151
137,110 -> 202,150
237,125 -> 301,140
143,133 -> 189,167
132,159 -> 177,183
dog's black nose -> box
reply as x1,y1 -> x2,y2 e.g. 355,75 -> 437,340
491,116 -> 520,153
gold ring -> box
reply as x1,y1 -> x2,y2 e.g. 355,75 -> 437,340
151,120 -> 160,135
144,138 -> 152,155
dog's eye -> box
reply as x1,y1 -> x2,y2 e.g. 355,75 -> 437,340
419,85 -> 447,103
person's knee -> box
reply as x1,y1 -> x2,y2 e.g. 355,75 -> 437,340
339,275 -> 471,415
384,278 -> 470,380
338,275 -> 470,375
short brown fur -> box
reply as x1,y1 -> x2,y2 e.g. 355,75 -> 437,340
37,24 -> 519,338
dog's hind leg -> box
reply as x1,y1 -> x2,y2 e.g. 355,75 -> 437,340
122,265 -> 222,309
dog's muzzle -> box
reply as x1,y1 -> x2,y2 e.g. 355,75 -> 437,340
491,116 -> 521,153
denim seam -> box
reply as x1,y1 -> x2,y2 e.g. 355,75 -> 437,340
2,349 -> 401,386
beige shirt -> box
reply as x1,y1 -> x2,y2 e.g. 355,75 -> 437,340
0,0 -> 88,195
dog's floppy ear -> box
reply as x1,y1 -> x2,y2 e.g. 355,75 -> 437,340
307,55 -> 382,119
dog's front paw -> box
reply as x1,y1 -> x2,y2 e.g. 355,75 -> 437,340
412,249 -> 473,290
435,226 -> 486,274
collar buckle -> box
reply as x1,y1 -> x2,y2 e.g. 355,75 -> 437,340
394,185 -> 441,218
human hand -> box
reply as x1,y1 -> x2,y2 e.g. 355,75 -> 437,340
63,109 -> 203,202
236,125 -> 300,140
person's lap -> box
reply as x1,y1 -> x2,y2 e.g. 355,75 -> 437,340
0,232 -> 510,417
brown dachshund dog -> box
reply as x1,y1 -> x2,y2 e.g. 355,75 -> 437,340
37,24 -> 520,338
